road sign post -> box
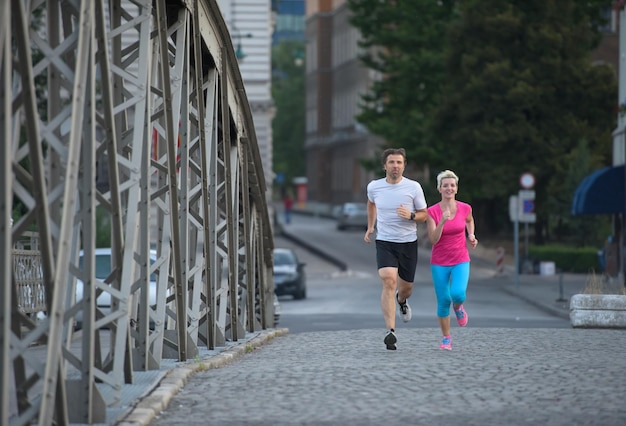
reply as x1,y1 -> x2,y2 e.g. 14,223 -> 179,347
509,185 -> 536,290
518,189 -> 536,261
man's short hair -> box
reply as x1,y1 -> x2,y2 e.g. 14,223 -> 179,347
381,148 -> 406,165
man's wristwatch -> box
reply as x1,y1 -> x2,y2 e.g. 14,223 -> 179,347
410,212 -> 415,221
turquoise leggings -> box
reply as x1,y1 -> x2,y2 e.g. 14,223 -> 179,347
430,262 -> 470,318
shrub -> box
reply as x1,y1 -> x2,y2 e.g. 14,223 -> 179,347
528,244 -> 600,273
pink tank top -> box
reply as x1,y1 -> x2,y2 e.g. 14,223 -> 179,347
428,202 -> 471,266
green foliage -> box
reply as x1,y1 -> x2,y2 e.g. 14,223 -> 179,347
347,0 -> 459,164
272,40 -> 306,190
548,138 -> 612,245
427,0 -> 616,238
528,244 -> 602,273
348,0 -> 616,244
95,206 -> 111,248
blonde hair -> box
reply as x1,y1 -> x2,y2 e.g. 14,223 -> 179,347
436,170 -> 459,189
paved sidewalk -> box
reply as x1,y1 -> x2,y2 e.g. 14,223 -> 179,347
150,327 -> 626,426
110,329 -> 289,425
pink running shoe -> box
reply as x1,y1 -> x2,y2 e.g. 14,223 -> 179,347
454,304 -> 468,327
440,335 -> 452,350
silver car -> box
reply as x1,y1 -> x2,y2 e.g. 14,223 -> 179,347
74,248 -> 158,328
336,202 -> 368,231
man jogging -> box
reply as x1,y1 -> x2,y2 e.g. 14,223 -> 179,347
364,148 -> 428,350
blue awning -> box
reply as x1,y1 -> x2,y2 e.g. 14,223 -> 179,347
571,165 -> 624,215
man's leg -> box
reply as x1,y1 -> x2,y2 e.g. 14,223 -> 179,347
396,277 -> 413,323
379,267 -> 398,330
396,278 -> 413,303
396,240 -> 417,306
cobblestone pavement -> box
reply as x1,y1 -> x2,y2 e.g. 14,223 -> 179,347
112,210 -> 625,426
149,328 -> 626,426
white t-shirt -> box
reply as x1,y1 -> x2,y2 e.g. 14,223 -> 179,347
367,176 -> 427,243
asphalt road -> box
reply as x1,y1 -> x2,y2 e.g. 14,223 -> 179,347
273,215 -> 570,333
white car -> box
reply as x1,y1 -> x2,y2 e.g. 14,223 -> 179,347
74,248 -> 157,326
336,202 -> 368,231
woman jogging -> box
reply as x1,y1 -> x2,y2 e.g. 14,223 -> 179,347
426,170 -> 478,350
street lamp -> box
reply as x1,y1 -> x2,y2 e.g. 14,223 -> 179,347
232,32 -> 253,61
293,48 -> 304,66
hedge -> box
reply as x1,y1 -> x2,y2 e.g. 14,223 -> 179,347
528,245 -> 601,274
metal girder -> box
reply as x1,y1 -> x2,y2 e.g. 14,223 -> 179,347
1,0 -> 274,424
1,0 -> 13,422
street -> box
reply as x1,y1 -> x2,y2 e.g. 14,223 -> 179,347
273,214 -> 569,333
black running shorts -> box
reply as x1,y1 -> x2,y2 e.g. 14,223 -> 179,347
375,239 -> 418,283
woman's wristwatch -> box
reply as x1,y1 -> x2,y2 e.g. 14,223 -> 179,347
410,212 -> 415,221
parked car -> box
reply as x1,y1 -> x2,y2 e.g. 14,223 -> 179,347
273,248 -> 306,300
273,293 -> 281,327
336,202 -> 368,231
74,248 -> 158,327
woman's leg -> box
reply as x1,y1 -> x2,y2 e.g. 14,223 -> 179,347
450,262 -> 470,308
450,262 -> 470,327
437,316 -> 451,340
431,265 -> 452,337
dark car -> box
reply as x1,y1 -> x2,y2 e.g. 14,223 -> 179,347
273,293 -> 281,327
336,202 -> 368,230
273,248 -> 306,300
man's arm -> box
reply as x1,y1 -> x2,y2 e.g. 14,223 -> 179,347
413,208 -> 428,223
366,200 -> 377,229
364,200 -> 377,243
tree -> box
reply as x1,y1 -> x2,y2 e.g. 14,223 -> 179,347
347,0 -> 459,164
549,138 -> 612,246
271,40 -> 306,195
429,0 -> 616,239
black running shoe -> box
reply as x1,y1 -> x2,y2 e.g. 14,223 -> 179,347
396,291 -> 412,323
384,330 -> 397,350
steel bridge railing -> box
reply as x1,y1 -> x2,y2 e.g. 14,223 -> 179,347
1,0 -> 275,424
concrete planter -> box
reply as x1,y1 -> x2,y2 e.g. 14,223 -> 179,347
570,294 -> 626,328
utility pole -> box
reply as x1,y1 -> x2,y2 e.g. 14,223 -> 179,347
618,8 -> 626,286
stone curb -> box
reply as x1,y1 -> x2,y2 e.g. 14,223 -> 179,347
114,328 -> 289,425
570,294 -> 626,328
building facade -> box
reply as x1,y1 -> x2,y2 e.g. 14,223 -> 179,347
304,0 -> 381,205
273,0 -> 306,44
217,0 -> 275,200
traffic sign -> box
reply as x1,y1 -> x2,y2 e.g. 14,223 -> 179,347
518,190 -> 536,223
520,172 -> 535,189
509,191 -> 536,223
509,196 -> 518,222
523,199 -> 534,213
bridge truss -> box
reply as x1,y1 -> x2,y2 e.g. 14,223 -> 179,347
1,0 -> 275,424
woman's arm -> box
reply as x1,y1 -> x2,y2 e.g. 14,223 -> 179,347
466,209 -> 478,248
426,212 -> 447,245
